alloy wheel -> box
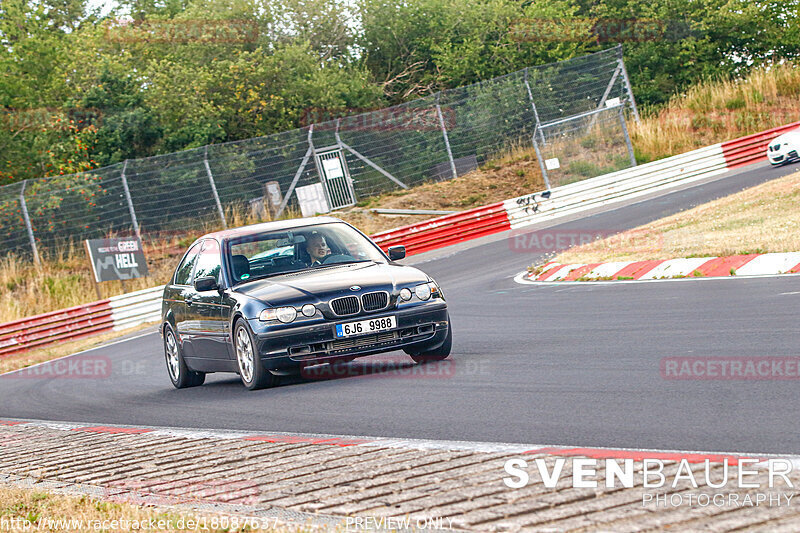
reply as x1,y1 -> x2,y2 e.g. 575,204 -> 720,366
166,330 -> 181,381
236,327 -> 255,383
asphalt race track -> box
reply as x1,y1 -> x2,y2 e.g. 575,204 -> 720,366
2,162 -> 799,454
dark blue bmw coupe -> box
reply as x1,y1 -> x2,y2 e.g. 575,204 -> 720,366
161,217 -> 451,390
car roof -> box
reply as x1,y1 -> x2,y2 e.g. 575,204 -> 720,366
198,216 -> 346,243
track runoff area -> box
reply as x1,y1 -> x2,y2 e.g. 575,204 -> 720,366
2,160 -> 800,531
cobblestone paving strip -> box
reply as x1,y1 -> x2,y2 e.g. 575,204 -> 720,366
1,420 -> 799,532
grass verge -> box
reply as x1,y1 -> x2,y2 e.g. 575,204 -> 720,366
551,169 -> 800,265
631,63 -> 800,162
0,483 -> 296,532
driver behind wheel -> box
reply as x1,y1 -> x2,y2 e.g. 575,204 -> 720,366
305,232 -> 331,265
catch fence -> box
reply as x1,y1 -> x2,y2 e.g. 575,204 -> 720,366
0,46 -> 638,262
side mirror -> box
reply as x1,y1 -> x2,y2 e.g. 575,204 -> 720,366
387,245 -> 406,261
194,276 -> 219,292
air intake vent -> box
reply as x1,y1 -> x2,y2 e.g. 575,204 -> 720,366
330,331 -> 398,351
361,291 -> 388,312
330,296 -> 360,316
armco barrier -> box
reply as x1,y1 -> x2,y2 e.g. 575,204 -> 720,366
371,202 -> 510,255
0,285 -> 164,357
504,142 -> 728,229
2,121 -> 798,357
721,121 -> 800,169
0,301 -> 114,357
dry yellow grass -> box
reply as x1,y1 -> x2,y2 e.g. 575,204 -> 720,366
0,483 -> 300,532
632,63 -> 800,161
553,169 -> 800,264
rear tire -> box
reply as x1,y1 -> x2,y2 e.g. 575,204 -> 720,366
406,318 -> 452,363
164,325 -> 205,389
234,320 -> 280,390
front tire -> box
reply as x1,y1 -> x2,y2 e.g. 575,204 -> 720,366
234,320 -> 280,390
164,325 -> 205,389
406,318 -> 452,363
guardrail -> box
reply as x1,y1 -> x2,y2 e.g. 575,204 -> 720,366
721,121 -> 800,169
371,202 -> 510,255
2,121 -> 798,357
0,286 -> 164,357
373,120 -> 800,247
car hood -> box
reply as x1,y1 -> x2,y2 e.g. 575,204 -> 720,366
232,262 -> 429,306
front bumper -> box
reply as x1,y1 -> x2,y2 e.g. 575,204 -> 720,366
247,302 -> 448,368
769,150 -> 799,165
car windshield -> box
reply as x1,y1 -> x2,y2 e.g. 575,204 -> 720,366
226,222 -> 387,284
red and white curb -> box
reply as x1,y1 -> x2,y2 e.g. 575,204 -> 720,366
0,417 -> 793,466
518,252 -> 800,284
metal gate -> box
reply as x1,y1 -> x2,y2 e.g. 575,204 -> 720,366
314,147 -> 356,210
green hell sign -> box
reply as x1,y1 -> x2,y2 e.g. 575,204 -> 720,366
85,237 -> 149,283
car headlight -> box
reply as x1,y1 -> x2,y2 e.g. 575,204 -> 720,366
415,283 -> 432,301
259,306 -> 297,323
399,288 -> 412,301
301,304 -> 317,317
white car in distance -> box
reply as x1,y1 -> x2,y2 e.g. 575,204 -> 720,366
767,131 -> 800,166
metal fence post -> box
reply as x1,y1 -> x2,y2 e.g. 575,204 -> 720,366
618,105 -> 637,167
435,93 -> 458,180
276,125 -> 315,219
523,68 -> 546,146
531,129 -> 552,191
617,46 -> 640,123
120,160 -> 141,240
19,180 -> 40,266
336,119 -> 408,189
204,146 -> 227,228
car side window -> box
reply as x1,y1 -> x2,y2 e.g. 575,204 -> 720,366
174,242 -> 202,285
193,239 -> 221,283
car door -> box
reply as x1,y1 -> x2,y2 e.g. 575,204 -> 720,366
188,238 -> 228,360
168,241 -> 202,355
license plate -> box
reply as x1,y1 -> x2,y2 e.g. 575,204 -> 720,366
335,316 -> 397,338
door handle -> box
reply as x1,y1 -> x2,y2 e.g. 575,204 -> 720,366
184,296 -> 194,305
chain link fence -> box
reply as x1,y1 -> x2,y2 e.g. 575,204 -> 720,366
0,45 -> 638,262
534,104 -> 637,189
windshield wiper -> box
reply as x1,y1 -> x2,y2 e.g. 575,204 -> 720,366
311,260 -> 373,269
